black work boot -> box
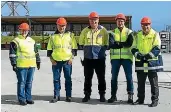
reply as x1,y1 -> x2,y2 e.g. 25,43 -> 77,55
148,100 -> 158,107
66,97 -> 72,102
127,94 -> 134,104
82,95 -> 90,102
100,94 -> 106,102
50,96 -> 60,103
26,100 -> 34,104
19,100 -> 27,106
134,99 -> 144,105
108,95 -> 117,103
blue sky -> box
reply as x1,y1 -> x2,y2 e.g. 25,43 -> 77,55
1,1 -> 171,32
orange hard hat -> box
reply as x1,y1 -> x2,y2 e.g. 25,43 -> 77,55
115,13 -> 126,21
18,23 -> 30,30
89,12 -> 99,19
141,17 -> 151,24
56,17 -> 67,25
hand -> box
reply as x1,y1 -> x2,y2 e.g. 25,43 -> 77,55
144,53 -> 153,60
50,58 -> 57,65
142,59 -> 148,63
115,42 -> 123,48
12,65 -> 17,72
37,62 -> 40,70
136,53 -> 144,60
68,59 -> 72,65
120,42 -> 126,47
80,58 -> 84,66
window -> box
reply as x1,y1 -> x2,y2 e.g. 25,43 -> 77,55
161,45 -> 166,49
161,34 -> 166,38
101,24 -> 110,30
6,25 -> 14,32
81,24 -> 89,30
34,25 -> 42,31
110,24 -> 117,30
44,24 -> 56,31
72,24 -> 82,36
66,24 -> 71,31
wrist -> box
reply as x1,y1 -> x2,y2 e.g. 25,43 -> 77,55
12,64 -> 16,66
50,56 -> 54,61
70,55 -> 74,60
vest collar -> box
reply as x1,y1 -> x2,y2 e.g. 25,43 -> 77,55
18,35 -> 28,39
115,26 -> 127,33
142,28 -> 154,36
88,25 -> 103,30
54,30 -> 68,34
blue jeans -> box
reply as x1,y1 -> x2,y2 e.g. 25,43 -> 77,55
16,67 -> 35,101
111,59 -> 134,95
52,61 -> 72,97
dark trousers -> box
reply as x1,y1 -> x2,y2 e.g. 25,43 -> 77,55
83,58 -> 106,95
16,67 -> 35,101
137,72 -> 159,101
111,59 -> 134,96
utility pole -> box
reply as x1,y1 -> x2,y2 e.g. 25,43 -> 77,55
1,1 -> 29,16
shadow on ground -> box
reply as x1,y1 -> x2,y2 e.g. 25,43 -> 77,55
1,95 -> 148,106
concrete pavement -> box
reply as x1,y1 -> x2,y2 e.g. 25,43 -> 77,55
1,50 -> 171,112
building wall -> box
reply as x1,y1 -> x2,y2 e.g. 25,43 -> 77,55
1,22 -> 130,36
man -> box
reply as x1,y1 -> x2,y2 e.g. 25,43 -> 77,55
79,12 -> 109,102
108,13 -> 134,104
47,17 -> 77,103
131,17 -> 163,107
9,23 -> 41,106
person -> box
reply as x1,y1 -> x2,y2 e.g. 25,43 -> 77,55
131,17 -> 163,107
47,17 -> 78,103
9,22 -> 41,106
79,12 -> 109,102
108,13 -> 134,104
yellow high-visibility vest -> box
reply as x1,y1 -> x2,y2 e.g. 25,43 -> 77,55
13,35 -> 36,67
110,27 -> 133,61
132,28 -> 163,72
47,32 -> 78,61
79,26 -> 109,46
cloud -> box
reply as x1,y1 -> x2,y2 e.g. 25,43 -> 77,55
53,2 -> 72,9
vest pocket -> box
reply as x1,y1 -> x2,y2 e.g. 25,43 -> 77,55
96,36 -> 102,44
87,37 -> 91,44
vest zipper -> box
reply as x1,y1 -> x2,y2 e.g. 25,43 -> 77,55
91,30 -> 93,58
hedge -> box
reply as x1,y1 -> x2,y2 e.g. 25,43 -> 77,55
1,36 -> 80,44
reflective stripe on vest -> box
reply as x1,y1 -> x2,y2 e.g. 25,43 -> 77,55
13,36 -> 36,67
110,51 -> 132,55
53,45 -> 71,49
9,54 -> 16,58
135,66 -> 164,70
17,55 -> 36,59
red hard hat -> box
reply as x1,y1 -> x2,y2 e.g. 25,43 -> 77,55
18,23 -> 30,30
56,17 -> 67,25
141,17 -> 151,24
115,13 -> 126,21
89,12 -> 99,19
